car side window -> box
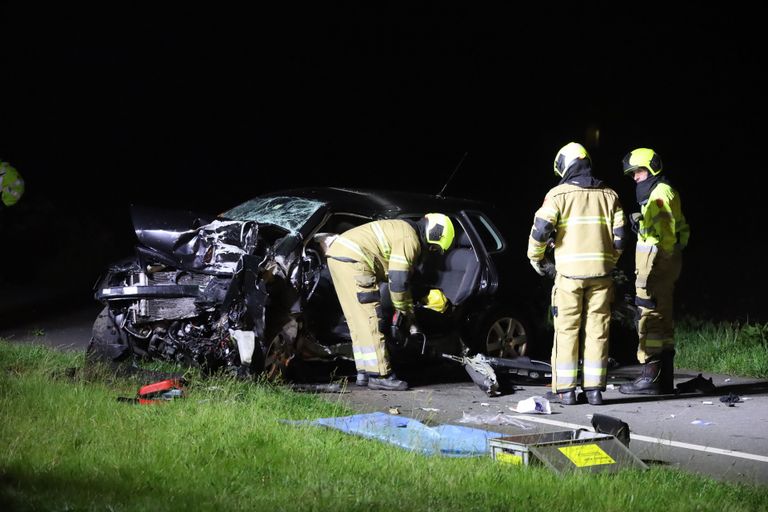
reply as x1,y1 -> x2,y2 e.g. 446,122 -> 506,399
465,211 -> 504,253
321,213 -> 371,234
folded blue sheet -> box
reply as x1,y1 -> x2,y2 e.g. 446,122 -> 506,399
293,412 -> 504,457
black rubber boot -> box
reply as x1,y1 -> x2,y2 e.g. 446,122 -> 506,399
355,371 -> 369,387
585,390 -> 603,405
545,390 -> 577,405
619,351 -> 674,395
368,373 -> 409,391
660,350 -> 676,392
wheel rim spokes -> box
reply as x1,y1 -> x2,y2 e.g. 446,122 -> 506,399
486,317 -> 527,357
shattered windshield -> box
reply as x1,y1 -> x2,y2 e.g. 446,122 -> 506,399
221,196 -> 325,233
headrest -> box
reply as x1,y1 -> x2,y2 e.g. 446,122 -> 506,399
456,230 -> 472,248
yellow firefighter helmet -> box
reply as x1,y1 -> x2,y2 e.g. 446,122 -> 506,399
424,213 -> 455,252
553,142 -> 591,177
622,148 -> 662,176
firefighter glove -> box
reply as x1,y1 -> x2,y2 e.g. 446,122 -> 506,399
529,259 -> 546,276
629,212 -> 642,234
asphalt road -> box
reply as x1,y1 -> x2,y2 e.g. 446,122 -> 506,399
2,303 -> 768,486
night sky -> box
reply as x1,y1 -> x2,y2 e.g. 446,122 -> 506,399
1,3 -> 765,321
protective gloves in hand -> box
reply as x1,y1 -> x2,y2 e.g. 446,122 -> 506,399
530,259 -> 546,276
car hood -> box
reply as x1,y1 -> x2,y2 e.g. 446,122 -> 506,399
130,205 -> 260,274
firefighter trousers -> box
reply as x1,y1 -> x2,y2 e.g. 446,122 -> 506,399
634,248 -> 682,363
550,274 -> 613,392
327,258 -> 391,376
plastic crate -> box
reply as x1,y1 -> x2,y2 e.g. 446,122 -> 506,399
489,429 -> 648,474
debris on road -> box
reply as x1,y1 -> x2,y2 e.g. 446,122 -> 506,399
289,382 -> 347,393
458,411 -> 534,429
591,413 -> 631,447
442,353 -> 552,397
509,396 -> 551,415
719,392 -> 743,406
443,353 -> 500,396
676,374 -> 716,394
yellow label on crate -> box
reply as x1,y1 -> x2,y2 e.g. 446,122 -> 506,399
558,444 -> 615,467
496,451 -> 523,465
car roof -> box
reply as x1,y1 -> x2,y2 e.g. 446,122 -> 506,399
259,187 -> 494,218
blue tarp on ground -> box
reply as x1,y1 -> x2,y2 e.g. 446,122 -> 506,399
292,412 -> 505,457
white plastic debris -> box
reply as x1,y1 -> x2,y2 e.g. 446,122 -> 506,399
691,419 -> 714,426
458,412 -> 534,429
509,396 -> 552,415
229,329 -> 255,364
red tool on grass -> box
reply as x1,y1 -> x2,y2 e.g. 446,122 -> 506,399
117,378 -> 186,404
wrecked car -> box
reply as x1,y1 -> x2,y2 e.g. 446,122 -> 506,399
87,187 -> 550,381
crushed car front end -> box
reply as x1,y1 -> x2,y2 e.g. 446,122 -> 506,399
88,197 -> 329,377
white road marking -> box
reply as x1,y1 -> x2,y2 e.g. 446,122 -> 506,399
515,415 -> 768,463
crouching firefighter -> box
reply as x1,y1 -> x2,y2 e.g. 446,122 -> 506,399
326,214 -> 455,391
620,148 -> 690,395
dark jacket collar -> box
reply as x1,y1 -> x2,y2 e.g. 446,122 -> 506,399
558,159 -> 604,188
636,175 -> 670,205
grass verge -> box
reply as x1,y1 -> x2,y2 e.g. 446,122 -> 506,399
676,319 -> 768,378
2,341 -> 767,512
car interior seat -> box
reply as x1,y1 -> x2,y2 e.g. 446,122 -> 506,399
426,229 -> 480,306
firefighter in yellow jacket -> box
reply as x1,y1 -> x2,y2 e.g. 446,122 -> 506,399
619,148 -> 690,395
527,142 -> 626,405
326,214 -> 455,391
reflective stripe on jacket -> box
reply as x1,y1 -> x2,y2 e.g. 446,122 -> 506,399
326,219 -> 421,313
527,183 -> 625,278
637,182 -> 690,254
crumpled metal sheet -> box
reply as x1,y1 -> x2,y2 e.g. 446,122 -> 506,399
172,219 -> 258,274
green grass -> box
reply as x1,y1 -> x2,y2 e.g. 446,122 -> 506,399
2,341 -> 767,511
676,318 -> 768,378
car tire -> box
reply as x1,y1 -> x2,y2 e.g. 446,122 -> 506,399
472,305 -> 532,359
86,306 -> 132,367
